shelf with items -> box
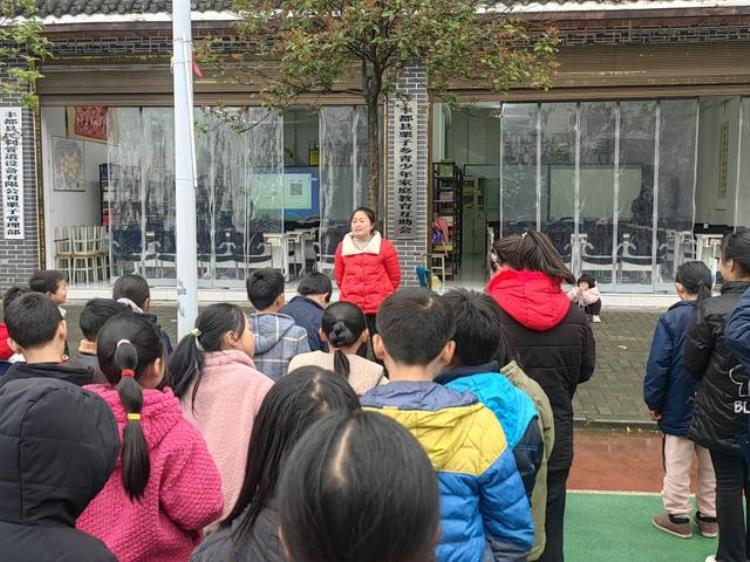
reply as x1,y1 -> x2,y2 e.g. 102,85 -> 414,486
431,161 -> 463,281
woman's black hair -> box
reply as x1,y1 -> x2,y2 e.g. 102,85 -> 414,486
113,274 -> 151,310
491,230 -> 576,284
721,229 -> 750,278
224,367 -> 361,546
321,302 -> 367,380
97,313 -> 164,500
675,260 -> 713,304
577,273 -> 597,288
278,410 -> 440,562
168,303 -> 247,411
351,207 -> 377,234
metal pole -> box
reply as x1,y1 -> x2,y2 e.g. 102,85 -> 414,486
652,103 -> 661,292
172,0 -> 199,339
535,105 -> 542,230
573,103 -> 582,278
612,104 -> 621,289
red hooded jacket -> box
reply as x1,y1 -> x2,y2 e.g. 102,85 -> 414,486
0,324 -> 13,361
487,268 -> 596,472
487,269 -> 571,332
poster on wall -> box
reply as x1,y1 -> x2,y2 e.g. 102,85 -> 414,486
1,107 -> 24,240
67,105 -> 112,143
392,98 -> 418,239
52,136 -> 86,192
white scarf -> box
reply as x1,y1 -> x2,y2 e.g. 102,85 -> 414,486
342,232 -> 383,257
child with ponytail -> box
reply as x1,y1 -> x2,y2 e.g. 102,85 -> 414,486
77,314 -> 223,562
288,301 -> 386,395
643,261 -> 716,539
168,303 -> 274,521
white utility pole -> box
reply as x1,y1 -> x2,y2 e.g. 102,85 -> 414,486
172,0 -> 199,339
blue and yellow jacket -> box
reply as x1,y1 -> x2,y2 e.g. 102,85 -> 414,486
361,381 -> 534,562
436,362 -> 543,498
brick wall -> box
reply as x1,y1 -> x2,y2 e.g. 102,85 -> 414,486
0,66 -> 40,291
385,65 -> 429,288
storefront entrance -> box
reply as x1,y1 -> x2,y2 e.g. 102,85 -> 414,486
41,105 -> 372,289
434,97 -> 750,292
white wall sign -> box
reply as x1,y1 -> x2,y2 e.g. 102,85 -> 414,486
1,108 -> 24,239
392,98 -> 418,239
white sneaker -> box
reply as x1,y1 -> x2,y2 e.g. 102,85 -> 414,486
705,555 -> 716,562
592,315 -> 602,323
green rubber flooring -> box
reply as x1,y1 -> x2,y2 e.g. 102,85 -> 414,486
566,492 -> 716,562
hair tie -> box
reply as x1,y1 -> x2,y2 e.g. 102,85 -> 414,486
121,368 -> 136,378
117,339 -> 132,349
191,328 -> 202,337
127,413 -> 141,422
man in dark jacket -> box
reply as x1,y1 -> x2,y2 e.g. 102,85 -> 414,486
0,293 -> 97,389
0,378 -> 120,561
282,272 -> 332,352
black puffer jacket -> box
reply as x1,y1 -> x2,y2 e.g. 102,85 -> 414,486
686,281 -> 750,456
190,504 -> 283,562
0,361 -> 96,389
0,378 -> 120,561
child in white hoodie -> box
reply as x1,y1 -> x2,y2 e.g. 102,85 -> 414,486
568,273 -> 603,323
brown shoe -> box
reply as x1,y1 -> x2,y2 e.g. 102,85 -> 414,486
696,512 -> 718,538
652,513 -> 693,538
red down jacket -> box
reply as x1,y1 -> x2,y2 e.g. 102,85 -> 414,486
334,232 -> 401,315
0,323 -> 13,361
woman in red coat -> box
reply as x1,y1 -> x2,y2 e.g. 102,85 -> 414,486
334,207 -> 401,347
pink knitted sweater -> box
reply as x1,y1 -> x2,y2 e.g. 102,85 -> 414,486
181,350 -> 273,520
77,385 -> 223,562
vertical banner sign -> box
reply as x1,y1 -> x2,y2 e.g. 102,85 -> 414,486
393,98 -> 418,239
0,108 -> 24,240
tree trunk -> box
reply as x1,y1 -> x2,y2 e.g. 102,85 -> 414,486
361,57 -> 382,214
366,94 -> 381,213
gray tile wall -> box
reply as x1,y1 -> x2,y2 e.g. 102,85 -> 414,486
0,67 -> 40,291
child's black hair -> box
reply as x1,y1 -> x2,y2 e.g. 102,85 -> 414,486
113,274 -> 151,310
577,273 -> 597,288
675,261 -> 712,304
321,302 -> 367,379
168,303 -> 247,410
491,231 -> 576,284
97,314 -> 164,500
2,286 -> 28,320
29,269 -> 66,295
351,207 -> 378,234
5,292 -> 63,349
376,288 -> 455,366
80,299 -> 130,342
442,289 -> 505,367
297,272 -> 333,300
224,366 -> 361,545
246,268 -> 285,310
278,410 -> 439,562
721,228 -> 750,277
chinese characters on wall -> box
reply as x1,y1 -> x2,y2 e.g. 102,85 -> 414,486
0,108 -> 24,240
393,99 -> 418,238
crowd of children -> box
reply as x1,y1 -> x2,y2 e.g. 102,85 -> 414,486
4,227 -> 750,562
